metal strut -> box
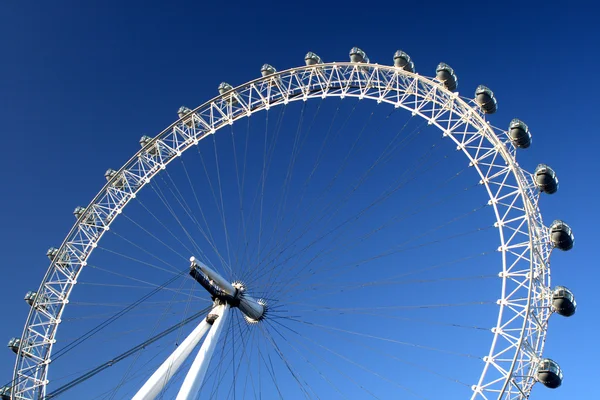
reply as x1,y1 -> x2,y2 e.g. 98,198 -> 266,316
132,257 -> 266,400
176,303 -> 230,400
131,314 -> 213,400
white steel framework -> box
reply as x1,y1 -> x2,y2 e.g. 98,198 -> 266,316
131,310 -> 213,400
175,304 -> 229,400
12,61 -> 556,400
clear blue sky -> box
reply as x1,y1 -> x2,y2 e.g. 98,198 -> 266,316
0,0 -> 597,399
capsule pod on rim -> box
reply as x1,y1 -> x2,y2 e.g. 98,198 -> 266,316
436,62 -> 458,91
475,85 -> 497,114
536,358 -> 563,389
534,164 -> 559,194
24,291 -> 37,307
552,286 -> 577,317
218,82 -> 233,95
46,247 -> 58,260
393,50 -> 415,72
261,64 -> 276,77
549,220 -> 574,251
508,119 -> 531,149
24,291 -> 47,310
177,106 -> 196,128
218,82 -> 238,105
139,135 -> 159,156
104,168 -> 117,181
349,47 -> 366,63
304,51 -> 322,66
177,106 -> 191,120
73,205 -> 86,219
104,168 -> 125,189
73,205 -> 96,226
7,337 -> 32,358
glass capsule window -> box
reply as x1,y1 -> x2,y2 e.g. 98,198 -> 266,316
306,53 -> 322,63
539,359 -> 563,377
551,220 -> 569,231
350,48 -> 365,57
554,286 -> 575,303
476,85 -> 492,95
437,63 -> 454,74
510,119 -> 529,131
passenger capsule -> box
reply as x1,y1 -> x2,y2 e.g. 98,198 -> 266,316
105,169 -> 125,189
7,338 -> 21,355
218,82 -> 233,96
536,358 -> 563,388
261,64 -> 276,77
139,135 -> 152,147
139,135 -> 158,155
218,82 -> 238,105
105,169 -> 117,181
24,291 -> 37,306
534,164 -> 559,194
177,106 -> 192,120
7,338 -> 31,358
349,47 -> 367,63
304,51 -> 322,66
436,63 -> 458,91
552,286 -> 577,317
393,50 -> 415,73
47,247 -> 69,267
550,220 -> 574,251
475,85 -> 497,114
46,247 -> 58,261
104,168 -> 125,189
74,205 -> 95,226
73,206 -> 85,219
24,291 -> 46,310
0,385 -> 10,400
177,106 -> 195,128
508,119 -> 531,149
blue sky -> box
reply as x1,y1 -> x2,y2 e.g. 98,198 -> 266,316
0,0 -> 597,399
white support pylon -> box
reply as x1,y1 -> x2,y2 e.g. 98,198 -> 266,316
176,303 -> 230,400
131,311 -> 214,400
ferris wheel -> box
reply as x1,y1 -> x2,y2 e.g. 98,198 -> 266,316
2,47 -> 578,400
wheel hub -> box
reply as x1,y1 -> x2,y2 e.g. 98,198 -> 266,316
189,256 -> 266,323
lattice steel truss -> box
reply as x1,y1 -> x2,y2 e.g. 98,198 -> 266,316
13,62 -> 556,400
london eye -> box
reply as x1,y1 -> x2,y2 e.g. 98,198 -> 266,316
2,47 -> 577,400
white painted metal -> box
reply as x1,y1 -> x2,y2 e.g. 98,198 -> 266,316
190,257 -> 265,322
237,294 -> 265,323
190,256 -> 236,296
176,304 -> 230,400
13,61 -> 554,400
131,315 -> 212,400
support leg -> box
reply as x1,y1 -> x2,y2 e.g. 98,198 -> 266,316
132,309 -> 214,400
176,304 -> 230,400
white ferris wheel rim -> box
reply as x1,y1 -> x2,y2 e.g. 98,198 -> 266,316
12,61 -> 553,400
